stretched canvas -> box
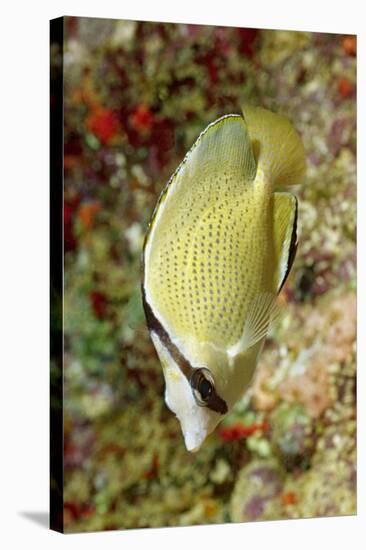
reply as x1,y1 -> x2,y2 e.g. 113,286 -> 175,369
50,16 -> 356,533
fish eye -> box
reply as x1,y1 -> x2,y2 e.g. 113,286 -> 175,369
199,378 -> 212,399
190,368 -> 215,407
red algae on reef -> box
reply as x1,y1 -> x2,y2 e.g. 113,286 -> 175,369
60,19 -> 356,532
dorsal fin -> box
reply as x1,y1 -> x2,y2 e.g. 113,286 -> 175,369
143,114 -> 256,251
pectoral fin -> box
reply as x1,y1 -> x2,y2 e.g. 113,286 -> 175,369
273,192 -> 298,292
228,292 -> 281,358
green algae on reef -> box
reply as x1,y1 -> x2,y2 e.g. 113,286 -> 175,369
61,19 -> 356,531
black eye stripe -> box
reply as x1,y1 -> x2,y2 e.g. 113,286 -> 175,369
142,286 -> 193,379
142,288 -> 228,415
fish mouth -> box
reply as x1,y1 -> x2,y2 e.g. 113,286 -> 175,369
185,440 -> 202,453
182,424 -> 215,453
180,405 -> 223,453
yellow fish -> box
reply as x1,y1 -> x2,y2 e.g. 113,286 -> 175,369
142,105 -> 305,451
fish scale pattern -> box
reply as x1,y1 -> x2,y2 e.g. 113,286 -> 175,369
145,116 -> 274,348
152,191 -> 268,347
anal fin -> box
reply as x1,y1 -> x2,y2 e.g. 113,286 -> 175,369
273,192 -> 298,292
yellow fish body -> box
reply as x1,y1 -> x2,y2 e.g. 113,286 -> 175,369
142,105 -> 305,451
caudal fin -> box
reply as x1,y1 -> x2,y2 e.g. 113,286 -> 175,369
242,105 -> 306,188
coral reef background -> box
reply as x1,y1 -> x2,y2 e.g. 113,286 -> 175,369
55,17 -> 356,532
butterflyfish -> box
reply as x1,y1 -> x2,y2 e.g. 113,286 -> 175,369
142,105 -> 306,452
